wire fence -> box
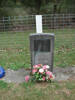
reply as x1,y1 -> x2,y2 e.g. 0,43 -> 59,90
0,14 -> 75,68
0,14 -> 75,32
0,15 -> 36,32
43,14 -> 75,30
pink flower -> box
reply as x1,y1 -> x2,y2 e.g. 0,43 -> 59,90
25,75 -> 30,82
46,71 -> 52,76
43,65 -> 47,70
43,65 -> 50,70
33,64 -> 42,69
33,65 -> 38,69
46,71 -> 55,80
37,64 -> 42,67
42,76 -> 45,81
49,74 -> 53,79
32,69 -> 37,74
50,74 -> 55,80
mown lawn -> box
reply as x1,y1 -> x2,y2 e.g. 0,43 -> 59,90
0,80 -> 75,100
0,29 -> 75,70
0,29 -> 75,100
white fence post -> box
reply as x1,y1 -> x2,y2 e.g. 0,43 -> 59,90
36,15 -> 43,33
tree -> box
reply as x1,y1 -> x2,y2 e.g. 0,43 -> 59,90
0,0 -> 75,17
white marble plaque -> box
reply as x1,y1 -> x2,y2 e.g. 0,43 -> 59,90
36,15 -> 42,33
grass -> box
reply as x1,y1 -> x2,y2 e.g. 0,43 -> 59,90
0,29 -> 75,100
54,31 -> 75,67
0,32 -> 31,70
0,80 -> 75,100
0,80 -> 8,89
0,29 -> 75,70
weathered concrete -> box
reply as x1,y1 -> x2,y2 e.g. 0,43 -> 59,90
1,66 -> 75,83
53,67 -> 75,81
2,68 -> 30,83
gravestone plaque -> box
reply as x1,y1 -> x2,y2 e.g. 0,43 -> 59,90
29,33 -> 54,72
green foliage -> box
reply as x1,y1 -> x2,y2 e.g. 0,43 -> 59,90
21,81 -> 34,88
66,82 -> 75,90
0,0 -> 75,16
0,80 -> 8,89
0,0 -> 16,7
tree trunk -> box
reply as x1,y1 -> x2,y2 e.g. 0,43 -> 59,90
36,0 -> 42,14
53,4 -> 57,14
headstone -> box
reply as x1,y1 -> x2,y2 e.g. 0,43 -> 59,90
29,33 -> 55,72
29,15 -> 54,72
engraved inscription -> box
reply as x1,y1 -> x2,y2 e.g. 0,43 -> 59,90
34,52 -> 51,65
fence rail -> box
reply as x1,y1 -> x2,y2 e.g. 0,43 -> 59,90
0,14 -> 75,32
0,14 -> 75,68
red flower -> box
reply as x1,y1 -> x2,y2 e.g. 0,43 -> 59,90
42,76 -> 45,81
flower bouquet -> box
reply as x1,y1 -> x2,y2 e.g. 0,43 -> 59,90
31,64 -> 55,82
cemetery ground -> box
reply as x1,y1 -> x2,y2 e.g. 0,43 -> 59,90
0,29 -> 75,100
0,29 -> 75,70
0,80 -> 75,100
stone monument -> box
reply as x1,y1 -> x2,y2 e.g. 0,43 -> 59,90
29,15 -> 55,72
